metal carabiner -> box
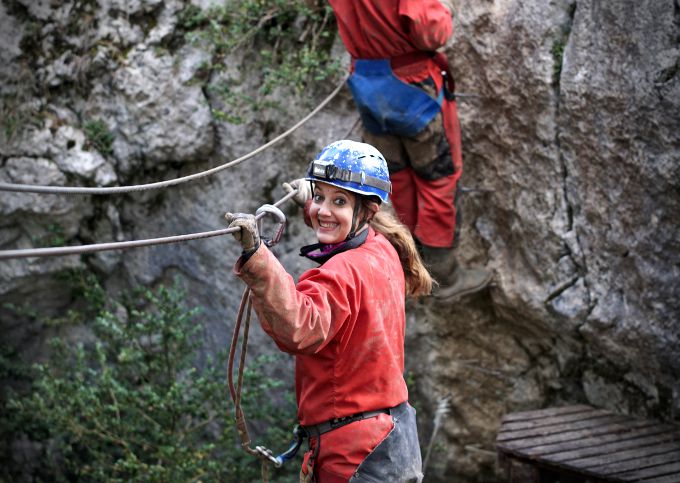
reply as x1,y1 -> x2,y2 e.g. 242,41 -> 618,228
255,204 -> 286,248
254,445 -> 284,468
273,424 -> 307,467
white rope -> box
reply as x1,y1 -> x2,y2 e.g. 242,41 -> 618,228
0,76 -> 348,195
423,395 -> 451,475
0,190 -> 297,260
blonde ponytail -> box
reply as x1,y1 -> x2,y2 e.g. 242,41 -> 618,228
368,209 -> 432,298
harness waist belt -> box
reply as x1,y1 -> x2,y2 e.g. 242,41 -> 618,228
302,407 -> 392,437
350,51 -> 434,72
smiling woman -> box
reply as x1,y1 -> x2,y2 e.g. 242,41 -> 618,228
309,182 -> 359,244
223,140 -> 432,481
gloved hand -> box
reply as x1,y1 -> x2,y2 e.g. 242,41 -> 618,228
224,212 -> 260,253
282,178 -> 312,208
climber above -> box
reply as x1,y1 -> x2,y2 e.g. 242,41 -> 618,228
225,140 -> 430,482
325,0 -> 492,301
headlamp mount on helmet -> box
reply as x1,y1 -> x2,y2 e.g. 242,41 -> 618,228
307,160 -> 392,197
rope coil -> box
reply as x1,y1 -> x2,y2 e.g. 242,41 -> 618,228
229,287 -> 278,482
227,206 -> 292,482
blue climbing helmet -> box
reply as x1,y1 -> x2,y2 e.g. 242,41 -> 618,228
305,140 -> 391,203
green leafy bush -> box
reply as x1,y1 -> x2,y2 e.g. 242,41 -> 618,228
3,278 -> 299,482
84,119 -> 114,156
179,0 -> 342,123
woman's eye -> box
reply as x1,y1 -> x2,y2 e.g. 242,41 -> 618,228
333,197 -> 347,206
313,194 -> 323,202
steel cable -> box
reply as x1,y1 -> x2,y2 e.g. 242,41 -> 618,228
0,76 -> 347,195
0,190 -> 297,260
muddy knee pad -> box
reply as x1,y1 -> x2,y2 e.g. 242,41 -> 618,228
361,129 -> 409,173
402,113 -> 456,181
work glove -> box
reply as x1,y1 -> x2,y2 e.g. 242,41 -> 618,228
282,178 -> 312,208
224,212 -> 260,254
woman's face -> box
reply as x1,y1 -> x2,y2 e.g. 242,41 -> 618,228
309,182 -> 357,244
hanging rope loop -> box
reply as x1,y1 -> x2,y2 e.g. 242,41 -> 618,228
228,286 -> 283,482
226,202 -> 298,481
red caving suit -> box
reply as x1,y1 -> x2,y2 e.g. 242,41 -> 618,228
234,228 -> 409,481
330,0 -> 462,248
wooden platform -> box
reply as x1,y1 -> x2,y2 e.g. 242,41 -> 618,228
496,405 -> 680,482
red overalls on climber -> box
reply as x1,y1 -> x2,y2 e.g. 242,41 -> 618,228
328,0 -> 492,301
225,140 -> 432,482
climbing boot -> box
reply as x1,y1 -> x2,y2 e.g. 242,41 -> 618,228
420,246 -> 492,302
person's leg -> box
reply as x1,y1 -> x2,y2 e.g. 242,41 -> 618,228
402,111 -> 458,247
361,130 -> 418,234
411,174 -> 458,247
389,168 -> 418,234
440,96 -> 464,178
405,100 -> 491,301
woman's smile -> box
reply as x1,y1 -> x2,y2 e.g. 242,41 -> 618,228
309,182 -> 356,244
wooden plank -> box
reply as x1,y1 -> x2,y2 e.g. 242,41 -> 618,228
611,461 -> 680,481
500,407 -> 610,432
500,405 -> 594,423
500,443 -> 680,481
494,451 -> 615,482
499,419 -> 667,452
546,432 -> 680,463
638,475 -> 680,483
590,450 -> 680,475
573,441 -> 680,469
496,405 -> 680,482
498,413 -> 631,443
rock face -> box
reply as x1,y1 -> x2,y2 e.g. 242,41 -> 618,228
0,0 -> 678,481
407,0 -> 680,479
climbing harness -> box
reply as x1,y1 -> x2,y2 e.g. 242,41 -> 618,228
227,203 -> 306,482
0,75 -> 348,195
346,50 -> 475,138
347,49 -> 455,138
0,190 -> 298,260
348,58 -> 444,137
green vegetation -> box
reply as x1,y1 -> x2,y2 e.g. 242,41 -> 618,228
552,2 -> 576,88
178,0 -> 342,123
1,276 -> 298,482
2,113 -> 19,141
32,223 -> 67,249
551,39 -> 565,86
0,78 -> 40,143
4,1 -> 340,140
84,119 -> 115,156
